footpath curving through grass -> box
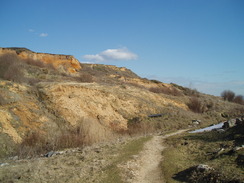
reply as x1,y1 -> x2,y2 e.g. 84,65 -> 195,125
99,136 -> 152,183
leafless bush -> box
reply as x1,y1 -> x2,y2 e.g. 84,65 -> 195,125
17,126 -> 86,158
126,117 -> 154,135
4,63 -> 27,83
187,97 -> 205,113
127,82 -> 147,90
0,53 -> 19,78
75,73 -> 94,83
16,119 -> 113,158
150,79 -> 162,84
54,126 -> 85,149
233,95 -> 244,105
171,83 -> 200,97
221,90 -> 235,102
0,53 -> 27,83
17,131 -> 48,158
0,94 -> 6,105
149,87 -> 181,96
23,58 -> 45,68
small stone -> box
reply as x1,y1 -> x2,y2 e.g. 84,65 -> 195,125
0,163 -> 9,167
196,164 -> 213,172
94,148 -> 101,153
44,151 -> 55,157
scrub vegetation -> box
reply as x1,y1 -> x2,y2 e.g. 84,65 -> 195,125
161,124 -> 244,183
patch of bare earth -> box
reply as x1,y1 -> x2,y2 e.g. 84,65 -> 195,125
119,130 -> 187,183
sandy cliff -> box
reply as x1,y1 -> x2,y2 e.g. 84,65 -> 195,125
0,48 -> 81,73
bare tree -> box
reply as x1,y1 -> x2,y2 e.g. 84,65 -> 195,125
221,90 -> 235,102
233,95 -> 244,105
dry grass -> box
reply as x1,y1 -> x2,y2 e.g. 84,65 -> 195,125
149,86 -> 182,96
161,126 -> 244,183
171,83 -> 200,97
126,117 -> 155,135
100,136 -> 152,183
16,128 -> 85,158
23,58 -> 45,68
15,119 -> 114,158
75,73 -> 94,83
0,93 -> 6,105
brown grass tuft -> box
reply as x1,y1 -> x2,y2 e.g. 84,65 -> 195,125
75,73 -> 94,83
149,86 -> 181,96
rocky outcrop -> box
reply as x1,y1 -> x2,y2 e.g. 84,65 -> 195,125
222,117 -> 244,129
0,47 -> 81,73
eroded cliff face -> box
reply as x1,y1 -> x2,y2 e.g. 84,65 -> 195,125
37,82 -> 188,129
0,48 -> 81,73
0,80 -> 188,144
0,81 -> 58,143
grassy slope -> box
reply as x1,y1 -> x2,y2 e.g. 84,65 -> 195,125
161,124 -> 244,183
0,135 -> 152,183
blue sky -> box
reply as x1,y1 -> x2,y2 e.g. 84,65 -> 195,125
0,0 -> 243,96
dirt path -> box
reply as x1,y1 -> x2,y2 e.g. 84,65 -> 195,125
0,130 -> 187,183
121,130 -> 187,183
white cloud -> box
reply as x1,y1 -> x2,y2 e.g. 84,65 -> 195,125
83,54 -> 105,62
39,33 -> 48,37
83,47 -> 138,62
28,29 -> 35,32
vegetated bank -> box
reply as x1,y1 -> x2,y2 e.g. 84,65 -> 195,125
161,117 -> 244,183
0,47 -> 243,160
0,132 -> 152,183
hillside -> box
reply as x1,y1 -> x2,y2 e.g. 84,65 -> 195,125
0,47 -> 243,159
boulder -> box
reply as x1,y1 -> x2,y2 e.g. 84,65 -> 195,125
236,118 -> 243,126
196,164 -> 213,172
44,151 -> 55,158
222,119 -> 236,129
192,119 -> 201,125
